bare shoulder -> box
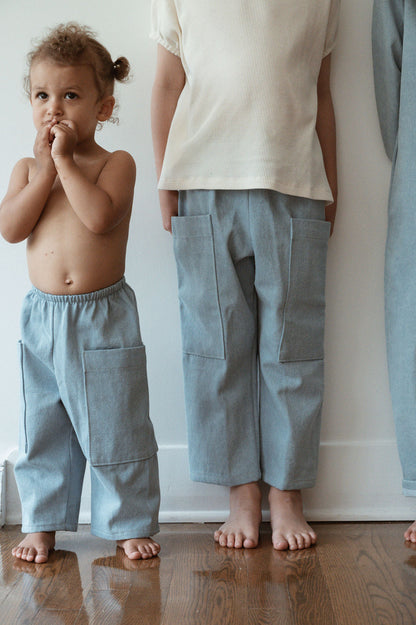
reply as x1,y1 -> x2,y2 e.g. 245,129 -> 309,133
96,150 -> 136,208
3,157 -> 34,195
98,150 -> 136,183
106,150 -> 136,171
12,157 -> 34,179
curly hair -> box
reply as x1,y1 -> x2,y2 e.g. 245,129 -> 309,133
25,22 -> 130,121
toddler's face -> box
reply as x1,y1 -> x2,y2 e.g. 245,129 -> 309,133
29,60 -> 107,143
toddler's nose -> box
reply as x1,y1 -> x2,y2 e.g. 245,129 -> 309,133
47,98 -> 63,119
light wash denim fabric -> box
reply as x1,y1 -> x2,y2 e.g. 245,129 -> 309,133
15,278 -> 160,539
373,0 -> 416,495
172,190 -> 330,490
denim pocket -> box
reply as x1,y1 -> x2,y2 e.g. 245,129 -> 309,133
172,215 -> 225,359
278,218 -> 330,362
83,346 -> 157,466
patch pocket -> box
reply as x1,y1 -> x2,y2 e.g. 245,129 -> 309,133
278,218 -> 330,363
83,346 -> 157,466
172,215 -> 225,359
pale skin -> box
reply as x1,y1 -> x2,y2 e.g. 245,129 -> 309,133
405,522 -> 416,543
151,46 -> 337,551
2,59 -> 160,562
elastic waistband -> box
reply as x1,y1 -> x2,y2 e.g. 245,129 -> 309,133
30,277 -> 126,304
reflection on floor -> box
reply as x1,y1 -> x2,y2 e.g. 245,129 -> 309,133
1,522 -> 416,624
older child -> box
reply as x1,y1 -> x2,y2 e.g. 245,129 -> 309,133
0,23 -> 160,563
151,0 -> 339,551
373,0 -> 416,543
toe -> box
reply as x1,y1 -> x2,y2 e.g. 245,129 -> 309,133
405,523 -> 416,541
147,543 -> 160,558
227,533 -> 236,548
13,547 -> 23,559
22,547 -> 34,561
34,549 -> 49,564
243,536 -> 257,549
138,547 -> 150,560
273,534 -> 289,551
140,542 -> 160,559
295,534 -> 305,550
405,529 -> 416,542
287,534 -> 298,551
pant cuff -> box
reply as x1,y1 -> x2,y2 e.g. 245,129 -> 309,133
403,480 -> 416,496
262,474 -> 316,491
190,471 -> 262,487
90,523 -> 160,540
21,523 -> 78,533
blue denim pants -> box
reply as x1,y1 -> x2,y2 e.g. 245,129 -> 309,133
372,0 -> 416,496
15,278 -> 160,539
172,190 -> 330,490
385,199 -> 416,496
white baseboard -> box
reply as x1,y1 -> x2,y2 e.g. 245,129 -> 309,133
4,441 -> 415,525
0,460 -> 5,527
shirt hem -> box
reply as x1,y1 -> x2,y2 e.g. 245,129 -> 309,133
159,177 -> 334,204
323,39 -> 337,58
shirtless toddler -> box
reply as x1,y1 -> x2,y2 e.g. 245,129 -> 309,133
0,23 -> 160,563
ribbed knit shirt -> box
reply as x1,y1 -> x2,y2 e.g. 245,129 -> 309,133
151,0 -> 340,202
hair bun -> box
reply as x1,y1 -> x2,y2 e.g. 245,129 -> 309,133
113,56 -> 130,82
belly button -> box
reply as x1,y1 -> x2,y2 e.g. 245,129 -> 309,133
65,278 -> 73,286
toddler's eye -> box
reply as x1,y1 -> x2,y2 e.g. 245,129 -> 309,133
35,92 -> 48,100
65,92 -> 78,100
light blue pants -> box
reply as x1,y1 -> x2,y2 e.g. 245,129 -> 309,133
385,199 -> 416,496
372,0 -> 416,496
15,278 -> 160,539
172,190 -> 330,490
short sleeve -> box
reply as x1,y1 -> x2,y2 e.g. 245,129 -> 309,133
150,0 -> 181,57
323,0 -> 340,57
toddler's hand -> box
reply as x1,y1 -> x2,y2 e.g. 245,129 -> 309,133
50,120 -> 78,161
33,124 -> 56,174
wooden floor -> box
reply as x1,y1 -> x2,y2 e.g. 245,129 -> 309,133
1,522 -> 416,624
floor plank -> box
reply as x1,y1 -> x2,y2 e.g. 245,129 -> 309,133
1,523 -> 416,625
318,523 -> 416,625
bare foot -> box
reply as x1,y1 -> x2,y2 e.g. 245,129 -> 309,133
12,532 -> 56,563
214,482 -> 262,549
404,521 -> 416,543
269,488 -> 316,551
116,537 -> 160,560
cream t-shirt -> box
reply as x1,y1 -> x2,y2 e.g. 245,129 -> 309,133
151,0 -> 340,202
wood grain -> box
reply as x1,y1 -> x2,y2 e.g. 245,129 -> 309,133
318,523 -> 416,625
1,523 -> 416,625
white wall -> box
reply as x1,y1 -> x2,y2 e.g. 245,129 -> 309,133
1,0 -> 414,523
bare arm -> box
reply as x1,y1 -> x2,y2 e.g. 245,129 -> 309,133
0,124 -> 56,243
49,121 -> 135,234
151,44 -> 186,233
316,54 -> 337,235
